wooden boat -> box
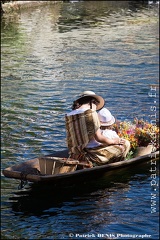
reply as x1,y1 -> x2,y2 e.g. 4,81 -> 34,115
2,150 -> 159,186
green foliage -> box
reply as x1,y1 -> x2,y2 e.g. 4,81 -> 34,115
125,151 -> 134,160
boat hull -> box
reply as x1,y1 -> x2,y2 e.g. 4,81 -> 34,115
2,150 -> 159,184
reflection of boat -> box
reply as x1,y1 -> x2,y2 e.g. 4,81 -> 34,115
2,150 -> 159,185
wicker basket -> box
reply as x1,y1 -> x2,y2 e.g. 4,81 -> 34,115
38,157 -> 79,175
134,144 -> 154,157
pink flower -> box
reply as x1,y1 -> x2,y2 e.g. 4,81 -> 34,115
127,129 -> 135,135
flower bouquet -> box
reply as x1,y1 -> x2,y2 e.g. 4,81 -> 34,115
113,118 -> 159,158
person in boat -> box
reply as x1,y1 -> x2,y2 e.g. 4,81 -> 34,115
65,91 -> 130,167
97,107 -> 130,158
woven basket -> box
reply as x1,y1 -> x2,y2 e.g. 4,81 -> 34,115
134,144 -> 154,157
38,157 -> 79,175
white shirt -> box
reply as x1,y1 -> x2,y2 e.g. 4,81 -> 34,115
101,129 -> 119,139
66,108 -> 89,116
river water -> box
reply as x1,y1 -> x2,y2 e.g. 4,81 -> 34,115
1,1 -> 159,239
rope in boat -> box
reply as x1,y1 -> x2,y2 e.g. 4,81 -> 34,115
18,168 -> 42,190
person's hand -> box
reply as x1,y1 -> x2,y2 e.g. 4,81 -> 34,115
113,138 -> 121,145
119,138 -> 125,145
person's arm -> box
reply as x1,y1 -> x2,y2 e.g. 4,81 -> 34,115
95,129 -> 125,145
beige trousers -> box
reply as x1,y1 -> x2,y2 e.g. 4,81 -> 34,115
85,139 -> 131,165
